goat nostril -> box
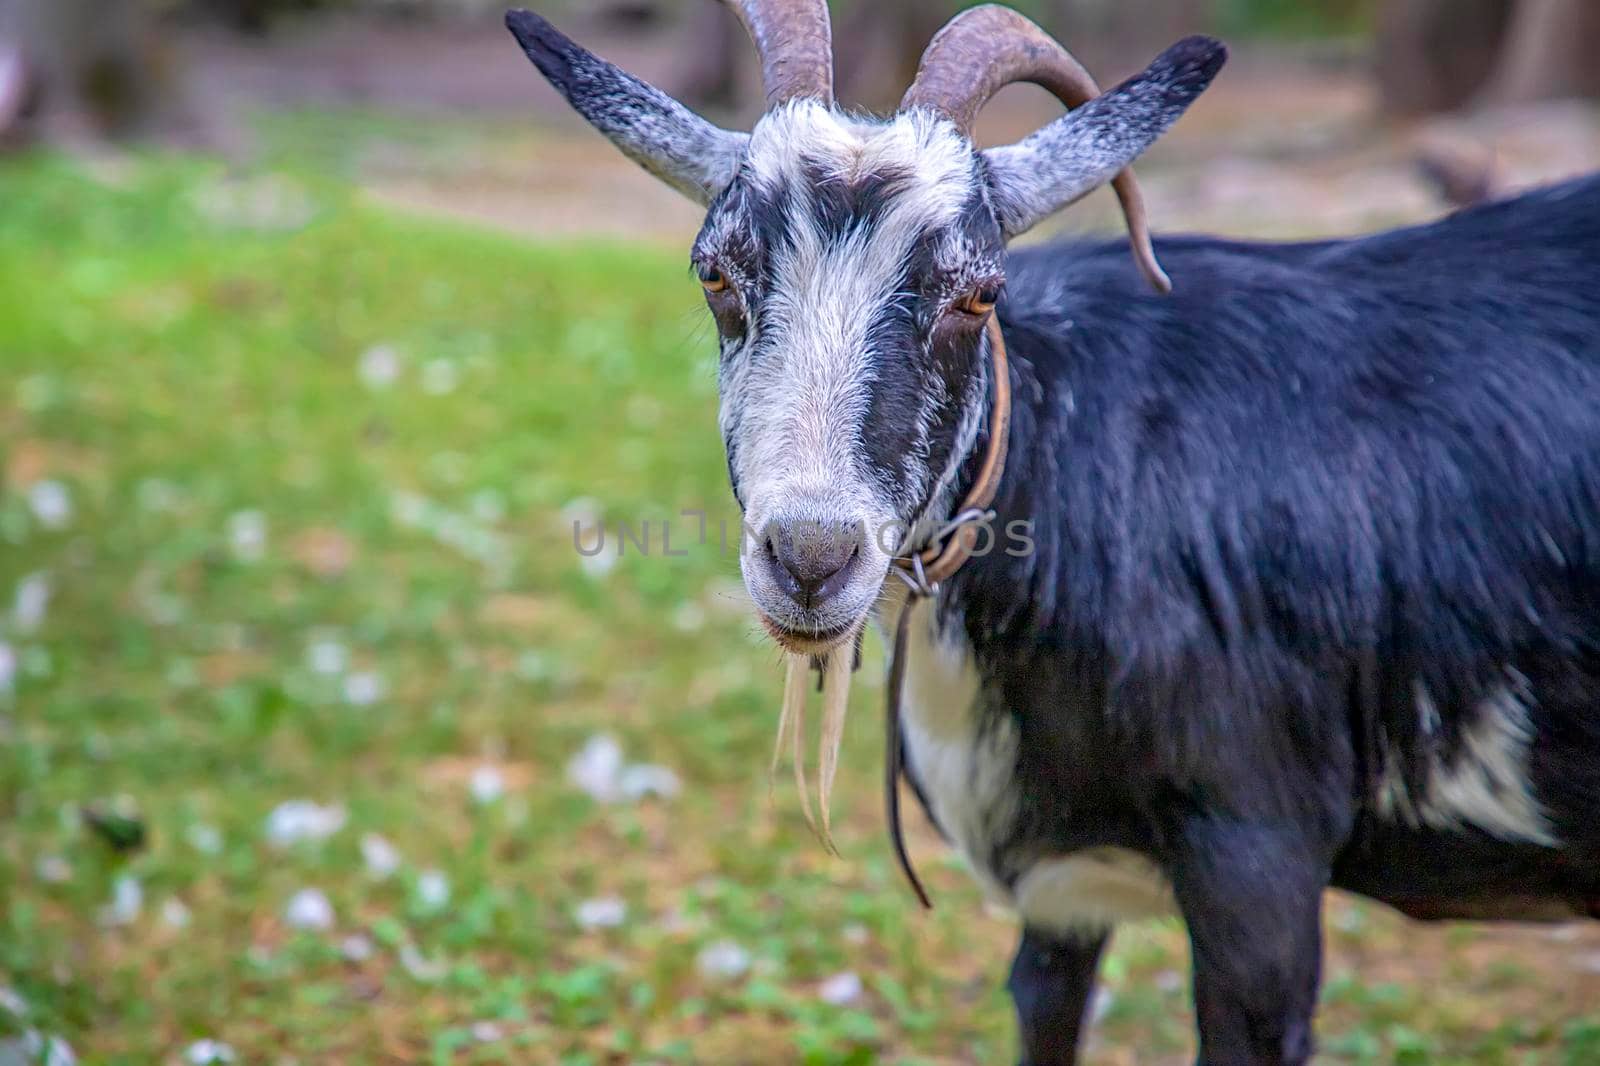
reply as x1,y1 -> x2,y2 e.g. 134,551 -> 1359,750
811,542 -> 860,604
766,525 -> 860,609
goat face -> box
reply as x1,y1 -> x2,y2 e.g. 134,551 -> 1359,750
698,106 -> 1003,651
507,4 -> 1224,653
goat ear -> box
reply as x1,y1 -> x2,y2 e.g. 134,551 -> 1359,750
506,9 -> 748,205
982,36 -> 1226,239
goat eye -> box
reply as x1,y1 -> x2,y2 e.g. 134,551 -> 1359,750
957,284 -> 1000,316
698,265 -> 729,294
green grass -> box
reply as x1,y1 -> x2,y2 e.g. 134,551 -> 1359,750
2,153 -> 1598,1064
1216,0 -> 1374,39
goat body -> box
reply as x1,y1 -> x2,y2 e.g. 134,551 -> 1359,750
904,176 -> 1600,1058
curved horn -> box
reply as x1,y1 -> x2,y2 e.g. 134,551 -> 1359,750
900,4 -> 1172,293
722,0 -> 834,108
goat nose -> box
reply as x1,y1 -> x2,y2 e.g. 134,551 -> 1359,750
764,520 -> 861,609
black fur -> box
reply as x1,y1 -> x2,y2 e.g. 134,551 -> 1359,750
1009,929 -> 1109,1066
928,175 -> 1600,1063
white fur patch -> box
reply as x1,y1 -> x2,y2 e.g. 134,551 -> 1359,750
1014,849 -> 1177,933
1376,675 -> 1557,846
887,592 -> 1176,932
743,103 -> 975,225
890,593 -> 1015,903
729,103 -> 980,531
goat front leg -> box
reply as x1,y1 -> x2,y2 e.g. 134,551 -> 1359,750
1168,819 -> 1327,1066
1009,926 -> 1109,1066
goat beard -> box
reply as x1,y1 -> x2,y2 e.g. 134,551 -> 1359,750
771,630 -> 858,854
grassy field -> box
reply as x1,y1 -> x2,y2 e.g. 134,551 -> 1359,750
3,152 -> 1600,1065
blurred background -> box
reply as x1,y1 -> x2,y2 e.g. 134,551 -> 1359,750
3,1 -> 1600,1063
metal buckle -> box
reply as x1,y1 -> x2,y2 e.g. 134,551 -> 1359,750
892,551 -> 937,599
891,506 -> 996,600
931,506 -> 994,548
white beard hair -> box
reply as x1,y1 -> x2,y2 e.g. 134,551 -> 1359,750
773,638 -> 858,854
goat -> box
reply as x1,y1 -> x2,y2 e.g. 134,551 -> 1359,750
507,3 -> 1600,1063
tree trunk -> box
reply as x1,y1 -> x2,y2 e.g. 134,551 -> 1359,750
0,0 -> 178,141
1376,0 -> 1513,116
1049,0 -> 1214,71
675,0 -> 742,112
834,0 -> 953,113
1486,0 -> 1600,104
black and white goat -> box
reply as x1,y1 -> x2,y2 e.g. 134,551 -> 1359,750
508,3 -> 1600,1062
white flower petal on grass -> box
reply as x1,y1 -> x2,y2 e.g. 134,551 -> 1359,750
27,481 -> 72,530
469,490 -> 506,524
0,985 -> 26,1018
342,671 -> 384,707
574,896 -> 627,931
617,764 -> 681,802
339,934 -> 375,962
265,801 -> 346,848
190,173 -> 316,232
100,875 -> 142,927
13,573 -> 50,633
6,1032 -> 77,1066
161,898 -> 192,930
187,823 -> 223,856
358,345 -> 403,389
184,1038 -> 237,1064
563,497 -> 615,579
35,856 -> 72,885
818,971 -> 863,1006
306,638 -> 349,677
841,923 -> 869,946
226,510 -> 267,563
566,735 -> 681,805
414,870 -> 450,912
391,492 -> 428,528
398,943 -> 445,982
695,940 -> 751,982
420,359 -> 459,396
470,1022 -> 503,1044
43,1035 -> 76,1066
0,641 -> 15,697
468,765 -> 505,805
359,833 -> 401,879
284,888 -> 335,931
578,551 -> 617,579
560,497 -> 603,532
566,734 -> 624,802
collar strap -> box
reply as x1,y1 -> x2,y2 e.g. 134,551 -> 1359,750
890,313 -> 1012,594
883,313 -> 1011,910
